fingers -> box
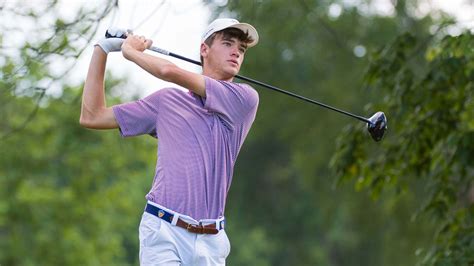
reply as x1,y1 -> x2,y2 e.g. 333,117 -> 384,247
122,33 -> 153,52
132,34 -> 153,47
129,34 -> 149,42
145,39 -> 153,49
139,36 -> 153,48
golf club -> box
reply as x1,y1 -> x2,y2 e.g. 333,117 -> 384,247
106,30 -> 387,141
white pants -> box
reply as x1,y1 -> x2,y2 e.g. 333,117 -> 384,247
139,204 -> 231,265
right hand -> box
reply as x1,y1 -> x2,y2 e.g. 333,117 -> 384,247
122,34 -> 153,52
95,27 -> 128,54
121,34 -> 153,59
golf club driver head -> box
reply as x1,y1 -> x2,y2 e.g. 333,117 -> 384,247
367,111 -> 387,142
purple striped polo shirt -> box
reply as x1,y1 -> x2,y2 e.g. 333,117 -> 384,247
112,77 -> 259,220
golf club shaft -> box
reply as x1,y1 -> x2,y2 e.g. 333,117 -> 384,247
149,46 -> 371,124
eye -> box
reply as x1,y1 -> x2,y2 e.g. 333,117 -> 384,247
239,47 -> 246,53
223,41 -> 231,46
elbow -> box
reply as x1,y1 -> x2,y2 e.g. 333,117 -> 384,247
79,109 -> 98,129
79,115 -> 94,128
79,107 -> 116,130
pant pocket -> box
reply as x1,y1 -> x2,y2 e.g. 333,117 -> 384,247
210,230 -> 231,258
223,231 -> 231,257
139,212 -> 163,247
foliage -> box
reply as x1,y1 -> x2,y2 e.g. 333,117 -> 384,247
0,1 -> 154,264
331,32 -> 474,265
1,0 -> 470,265
0,0 -> 116,140
0,86 -> 156,265
208,0 -> 441,265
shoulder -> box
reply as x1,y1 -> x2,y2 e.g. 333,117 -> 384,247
237,83 -> 258,97
205,76 -> 258,95
236,82 -> 259,106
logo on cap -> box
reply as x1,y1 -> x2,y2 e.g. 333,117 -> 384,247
158,210 -> 165,218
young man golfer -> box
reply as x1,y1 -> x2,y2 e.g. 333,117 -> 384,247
80,18 -> 259,265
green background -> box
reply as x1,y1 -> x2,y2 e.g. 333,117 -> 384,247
1,0 -> 472,265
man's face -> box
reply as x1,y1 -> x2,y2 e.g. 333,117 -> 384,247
201,33 -> 248,80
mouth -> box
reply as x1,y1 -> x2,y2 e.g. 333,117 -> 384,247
227,59 -> 239,66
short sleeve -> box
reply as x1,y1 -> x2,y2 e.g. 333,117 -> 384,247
204,77 -> 259,126
112,91 -> 161,137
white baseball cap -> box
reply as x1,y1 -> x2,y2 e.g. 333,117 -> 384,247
201,18 -> 259,47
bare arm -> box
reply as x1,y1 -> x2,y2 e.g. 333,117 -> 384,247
122,35 -> 206,97
79,46 -> 118,129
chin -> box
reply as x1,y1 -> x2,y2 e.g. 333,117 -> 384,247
230,67 -> 241,75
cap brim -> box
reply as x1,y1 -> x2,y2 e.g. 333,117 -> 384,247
202,22 -> 259,48
228,23 -> 259,47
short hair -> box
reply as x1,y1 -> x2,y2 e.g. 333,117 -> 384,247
200,27 -> 254,65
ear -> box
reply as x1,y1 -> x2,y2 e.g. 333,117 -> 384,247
200,43 -> 209,59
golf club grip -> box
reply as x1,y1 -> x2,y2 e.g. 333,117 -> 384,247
104,32 -> 370,124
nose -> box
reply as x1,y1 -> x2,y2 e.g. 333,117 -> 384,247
231,46 -> 240,58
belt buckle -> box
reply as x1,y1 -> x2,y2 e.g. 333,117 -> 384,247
186,223 -> 204,234
186,223 -> 193,231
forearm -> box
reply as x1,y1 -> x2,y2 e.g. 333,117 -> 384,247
80,46 -> 117,129
123,47 -> 206,97
123,49 -> 176,82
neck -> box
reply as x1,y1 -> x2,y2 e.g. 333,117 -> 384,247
202,67 -> 234,82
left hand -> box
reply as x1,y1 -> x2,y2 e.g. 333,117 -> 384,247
95,27 -> 128,54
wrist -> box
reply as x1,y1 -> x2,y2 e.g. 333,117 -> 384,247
122,45 -> 140,60
94,45 -> 108,56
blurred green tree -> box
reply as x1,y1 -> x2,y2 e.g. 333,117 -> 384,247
0,85 -> 156,265
1,0 -> 470,265
332,32 -> 474,265
1,0 -> 116,139
205,0 -> 461,265
0,1 -> 155,265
